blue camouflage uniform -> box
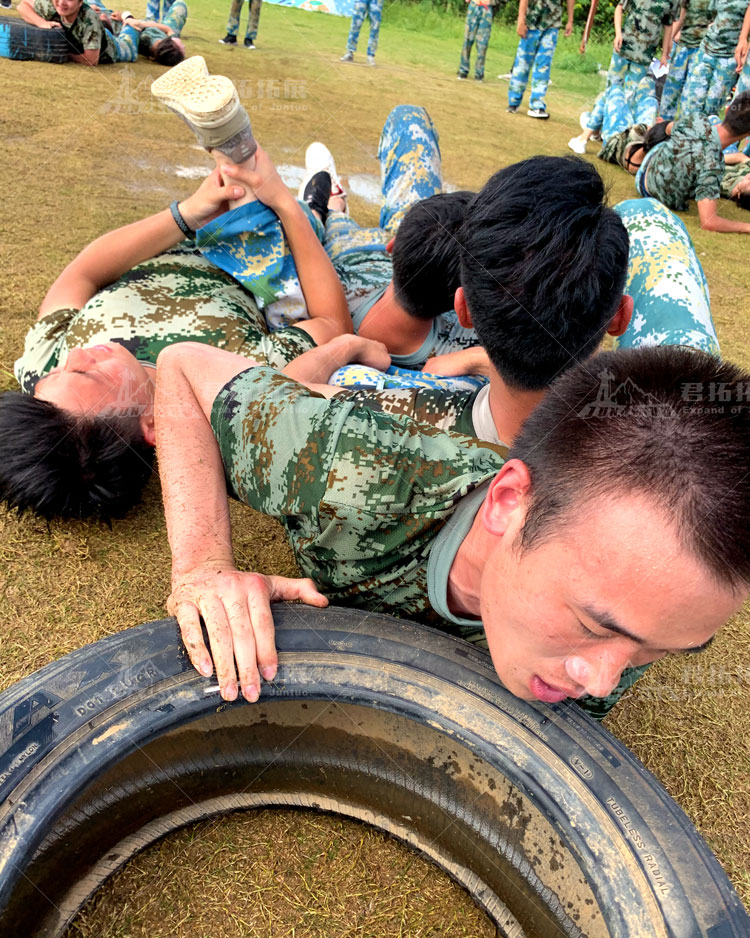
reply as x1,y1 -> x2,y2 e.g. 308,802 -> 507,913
508,0 -> 566,111
659,0 -> 713,119
346,0 -> 383,58
586,0 -> 678,132
224,0 -> 262,42
680,0 -> 749,115
458,0 -> 495,80
138,0 -> 187,58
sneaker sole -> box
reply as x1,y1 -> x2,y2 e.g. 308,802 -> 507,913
151,56 -> 255,156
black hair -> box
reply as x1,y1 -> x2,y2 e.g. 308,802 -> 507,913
459,156 -> 630,391
153,37 -> 184,66
391,190 -> 474,320
723,91 -> 750,136
0,392 -> 154,522
510,346 -> 750,590
737,188 -> 750,212
642,120 -> 671,153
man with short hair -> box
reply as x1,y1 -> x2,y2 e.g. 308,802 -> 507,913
506,0 -> 574,119
155,340 -> 750,721
17,0 -> 110,65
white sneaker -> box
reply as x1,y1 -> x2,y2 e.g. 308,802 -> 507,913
527,108 -> 550,119
340,50 -> 353,62
367,54 -> 375,66
497,72 -> 511,80
567,135 -> 587,154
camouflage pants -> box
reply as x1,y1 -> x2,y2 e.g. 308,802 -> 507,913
346,0 -> 383,57
659,42 -> 698,121
103,23 -> 140,62
226,0 -> 262,40
586,51 -> 648,131
680,47 -> 737,117
614,198 -> 719,356
145,0 -> 173,20
161,0 -> 187,34
600,76 -> 658,143
195,105 -> 442,328
508,27 -> 558,110
457,2 -> 493,80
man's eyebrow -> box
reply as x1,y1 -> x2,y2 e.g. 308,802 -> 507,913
580,605 -> 647,645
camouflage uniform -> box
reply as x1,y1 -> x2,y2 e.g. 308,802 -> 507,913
585,0 -> 678,132
101,22 -> 140,62
720,160 -> 750,198
146,0 -> 174,19
658,0 -> 712,119
679,0 -> 749,115
598,75 -> 659,157
458,0 -> 495,81
14,244 -> 314,394
635,111 -> 725,209
508,0 -> 564,111
32,0 -> 113,59
225,0 -> 262,41
346,0 -> 383,57
138,0 -> 187,58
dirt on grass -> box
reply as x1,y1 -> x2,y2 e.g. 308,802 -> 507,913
1,1 -> 749,933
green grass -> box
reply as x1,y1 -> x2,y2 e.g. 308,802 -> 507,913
1,0 -> 749,932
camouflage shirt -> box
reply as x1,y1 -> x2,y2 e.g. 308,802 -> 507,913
32,0 -> 105,53
14,244 -> 314,393
138,25 -> 165,56
524,0 -> 565,30
620,0 -> 679,65
212,365 -> 507,634
720,160 -> 750,199
598,122 -> 649,169
702,0 -> 749,56
643,113 -> 724,210
678,0 -> 713,47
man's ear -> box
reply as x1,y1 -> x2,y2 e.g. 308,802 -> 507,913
482,459 -> 532,537
607,294 -> 634,337
385,237 -> 396,255
140,413 -> 156,448
454,286 -> 473,328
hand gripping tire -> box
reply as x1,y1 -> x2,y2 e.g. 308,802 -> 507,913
0,15 -> 68,62
0,606 -> 747,937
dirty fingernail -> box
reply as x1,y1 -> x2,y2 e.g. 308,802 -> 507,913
199,659 -> 213,677
243,683 -> 260,703
260,665 -> 276,681
222,682 -> 238,701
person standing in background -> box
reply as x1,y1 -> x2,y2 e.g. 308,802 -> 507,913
659,0 -> 713,119
506,0 -> 574,118
340,0 -> 383,66
218,0 -> 261,49
457,0 -> 497,81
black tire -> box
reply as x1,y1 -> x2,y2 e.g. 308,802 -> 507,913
0,606 -> 746,937
0,15 -> 68,62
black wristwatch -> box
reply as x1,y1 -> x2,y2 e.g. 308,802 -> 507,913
169,200 -> 195,238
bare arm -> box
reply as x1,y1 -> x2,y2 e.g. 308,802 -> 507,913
724,152 -> 750,165
282,334 -> 391,385
736,4 -> 750,69
660,21 -> 673,64
614,3 -> 623,51
565,0 -> 574,35
697,198 -> 750,233
423,346 -> 491,378
516,0 -> 529,36
69,48 -> 101,65
39,168 -> 244,318
17,0 -> 62,26
671,3 -> 686,41
222,150 -> 352,338
156,343 -> 328,702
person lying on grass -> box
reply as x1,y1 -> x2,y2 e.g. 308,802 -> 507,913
634,90 -> 750,233
155,339 -> 750,723
17,0 -> 107,65
86,0 -> 187,66
0,158 -> 351,520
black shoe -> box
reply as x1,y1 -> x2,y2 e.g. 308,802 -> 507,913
0,0 -> 12,7
218,34 -> 237,44
506,105 -> 519,113
244,37 -> 256,48
301,171 -> 332,223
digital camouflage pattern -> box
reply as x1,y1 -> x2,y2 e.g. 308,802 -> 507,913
346,0 -> 383,56
525,0 -> 563,31
331,385 -> 479,436
33,0 -> 105,53
702,0 -> 748,55
599,122 -> 650,167
586,52 -> 648,131
720,160 -> 750,198
101,22 -> 138,62
658,42 -> 700,119
680,46 -> 741,114
613,198 -> 719,354
14,244 -> 313,393
508,27 -> 560,110
145,0 -> 174,19
637,111 -> 724,208
138,0 -> 187,57
225,0 -> 261,40
619,0 -> 678,65
678,0 -> 713,46
458,1 -> 494,80
597,77 -> 658,158
211,365 -> 650,719
328,363 -> 487,392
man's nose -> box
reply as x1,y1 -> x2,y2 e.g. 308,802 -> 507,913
564,647 -> 633,699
